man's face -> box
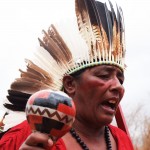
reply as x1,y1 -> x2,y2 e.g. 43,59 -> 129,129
73,65 -> 125,127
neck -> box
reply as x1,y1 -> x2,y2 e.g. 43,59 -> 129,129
70,125 -> 112,150
72,119 -> 106,141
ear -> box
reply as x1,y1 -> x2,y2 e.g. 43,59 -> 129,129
63,75 -> 76,96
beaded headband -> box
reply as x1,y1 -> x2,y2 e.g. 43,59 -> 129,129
5,0 -> 126,111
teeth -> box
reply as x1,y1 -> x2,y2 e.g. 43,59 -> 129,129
108,100 -> 116,104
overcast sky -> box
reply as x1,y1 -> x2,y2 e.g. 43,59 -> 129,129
122,0 -> 150,116
0,0 -> 150,122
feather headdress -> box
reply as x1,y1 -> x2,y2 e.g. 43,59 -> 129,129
4,0 -> 126,111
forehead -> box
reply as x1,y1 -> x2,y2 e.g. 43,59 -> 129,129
88,65 -> 124,75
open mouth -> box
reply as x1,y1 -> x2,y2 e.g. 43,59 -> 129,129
102,100 -> 117,110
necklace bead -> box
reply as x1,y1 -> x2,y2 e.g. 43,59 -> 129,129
70,126 -> 112,150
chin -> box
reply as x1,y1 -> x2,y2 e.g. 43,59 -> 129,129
100,115 -> 114,126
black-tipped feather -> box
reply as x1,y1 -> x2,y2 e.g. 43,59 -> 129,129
104,2 -> 113,45
38,25 -> 72,65
8,90 -> 31,98
4,103 -> 26,111
6,95 -> 29,106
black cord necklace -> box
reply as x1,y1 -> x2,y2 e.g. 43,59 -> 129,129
70,126 -> 112,150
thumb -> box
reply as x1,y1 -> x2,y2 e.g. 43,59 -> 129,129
47,138 -> 54,148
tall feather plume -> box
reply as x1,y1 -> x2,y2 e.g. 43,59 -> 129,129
108,0 -> 125,62
75,0 -> 98,58
119,6 -> 126,61
75,0 -> 125,67
103,2 -> 113,60
38,24 -> 72,69
116,4 -> 121,62
75,0 -> 111,61
117,5 -> 126,62
94,1 -> 110,57
108,0 -> 117,61
88,0 -> 108,60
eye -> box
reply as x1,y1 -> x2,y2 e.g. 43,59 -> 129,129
118,78 -> 124,85
117,73 -> 124,85
97,74 -> 110,80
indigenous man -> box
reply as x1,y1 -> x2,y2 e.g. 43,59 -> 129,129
0,0 -> 134,149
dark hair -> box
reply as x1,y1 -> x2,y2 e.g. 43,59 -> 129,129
70,68 -> 86,79
62,67 -> 88,93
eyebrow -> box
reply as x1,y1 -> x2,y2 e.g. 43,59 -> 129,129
92,66 -> 124,77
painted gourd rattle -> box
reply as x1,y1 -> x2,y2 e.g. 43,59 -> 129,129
25,89 -> 76,141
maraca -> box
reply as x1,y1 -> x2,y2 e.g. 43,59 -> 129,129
25,89 -> 76,142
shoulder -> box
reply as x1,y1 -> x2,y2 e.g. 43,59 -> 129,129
109,124 -> 129,137
108,125 -> 134,150
2,120 -> 31,136
0,120 -> 31,149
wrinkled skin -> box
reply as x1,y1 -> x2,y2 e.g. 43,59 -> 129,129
68,65 -> 125,128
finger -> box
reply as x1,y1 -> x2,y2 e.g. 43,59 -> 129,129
19,142 -> 45,150
27,132 -> 49,146
48,138 -> 54,147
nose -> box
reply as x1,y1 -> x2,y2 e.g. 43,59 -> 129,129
109,77 -> 124,97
